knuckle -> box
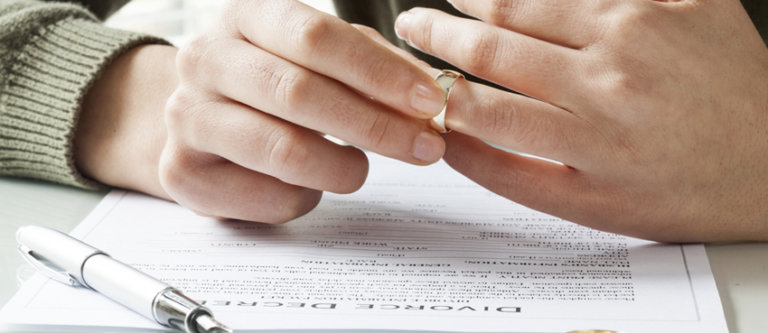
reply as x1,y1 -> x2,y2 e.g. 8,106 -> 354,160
175,36 -> 212,79
598,63 -> 652,99
480,96 -> 535,147
157,146 -> 196,196
265,127 -> 308,169
163,89 -> 195,131
478,95 -> 514,134
617,5 -> 653,27
604,5 -> 654,44
164,90 -> 223,149
601,70 -> 633,95
219,2 -> 239,34
509,115 -> 564,153
359,57 -> 397,94
222,0 -> 253,34
292,14 -> 333,55
459,31 -> 500,76
362,113 -> 394,148
411,12 -> 435,52
272,67 -> 312,110
478,96 -> 551,150
487,0 -> 518,26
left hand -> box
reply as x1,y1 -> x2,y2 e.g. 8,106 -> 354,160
393,0 -> 768,242
76,0 -> 447,224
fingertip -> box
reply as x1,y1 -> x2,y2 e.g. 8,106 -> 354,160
267,188 -> 324,224
394,10 -> 413,41
411,80 -> 446,117
331,147 -> 370,194
441,131 -> 480,169
412,130 -> 446,164
395,10 -> 446,118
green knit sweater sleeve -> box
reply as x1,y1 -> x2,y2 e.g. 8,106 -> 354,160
0,0 -> 167,188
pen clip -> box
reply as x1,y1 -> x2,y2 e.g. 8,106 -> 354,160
17,244 -> 82,287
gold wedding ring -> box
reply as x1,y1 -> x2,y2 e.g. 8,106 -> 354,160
428,69 -> 463,133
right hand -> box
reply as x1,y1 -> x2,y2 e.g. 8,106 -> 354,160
78,0 -> 446,223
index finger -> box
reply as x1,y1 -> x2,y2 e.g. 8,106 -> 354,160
223,0 -> 446,118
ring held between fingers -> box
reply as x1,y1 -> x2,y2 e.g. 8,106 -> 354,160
178,38 -> 445,165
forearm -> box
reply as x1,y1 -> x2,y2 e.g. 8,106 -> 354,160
0,0 -> 167,188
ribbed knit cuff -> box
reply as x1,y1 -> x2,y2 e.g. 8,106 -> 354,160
0,17 -> 168,188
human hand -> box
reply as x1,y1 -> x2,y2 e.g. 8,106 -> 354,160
76,0 -> 447,223
394,0 -> 768,242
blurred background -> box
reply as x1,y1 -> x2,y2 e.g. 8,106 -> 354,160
106,0 -> 336,44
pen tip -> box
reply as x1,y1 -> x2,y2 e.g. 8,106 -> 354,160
195,313 -> 234,333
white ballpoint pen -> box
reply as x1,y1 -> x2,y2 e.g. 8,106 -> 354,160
16,225 -> 232,333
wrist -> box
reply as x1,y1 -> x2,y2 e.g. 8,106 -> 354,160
75,44 -> 178,199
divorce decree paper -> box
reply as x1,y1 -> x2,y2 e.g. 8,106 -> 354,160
0,153 -> 727,333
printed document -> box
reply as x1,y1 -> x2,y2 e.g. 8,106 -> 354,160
0,154 -> 728,332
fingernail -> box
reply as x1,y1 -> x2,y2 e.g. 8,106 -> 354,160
412,131 -> 445,163
411,81 -> 446,116
395,11 -> 413,41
